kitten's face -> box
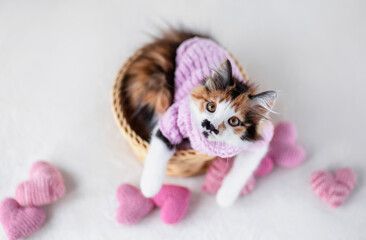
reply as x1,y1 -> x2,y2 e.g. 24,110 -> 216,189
190,59 -> 277,147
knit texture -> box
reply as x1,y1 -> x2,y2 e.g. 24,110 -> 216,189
202,157 -> 256,195
152,185 -> 190,225
203,121 -> 307,195
159,37 -> 274,157
311,168 -> 356,208
255,121 -> 306,177
15,161 -> 65,207
116,184 -> 155,225
0,198 -> 46,240
116,184 -> 190,225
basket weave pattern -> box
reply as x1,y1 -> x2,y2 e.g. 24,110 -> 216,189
112,48 -> 249,177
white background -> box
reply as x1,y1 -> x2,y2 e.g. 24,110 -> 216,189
1,0 -> 365,239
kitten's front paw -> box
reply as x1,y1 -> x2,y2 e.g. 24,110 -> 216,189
140,176 -> 162,198
216,187 -> 238,207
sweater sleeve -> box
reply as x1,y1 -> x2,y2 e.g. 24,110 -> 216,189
247,121 -> 274,151
158,102 -> 183,145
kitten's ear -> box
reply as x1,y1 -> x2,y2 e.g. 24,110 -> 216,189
205,59 -> 234,91
249,91 -> 277,117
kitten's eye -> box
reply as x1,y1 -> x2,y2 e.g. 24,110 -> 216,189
206,102 -> 216,112
228,117 -> 240,127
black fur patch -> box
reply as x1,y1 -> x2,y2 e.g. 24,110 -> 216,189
229,80 -> 249,99
240,112 -> 263,142
240,123 -> 257,142
202,131 -> 209,138
201,119 -> 219,134
156,129 -> 174,150
201,119 -> 211,130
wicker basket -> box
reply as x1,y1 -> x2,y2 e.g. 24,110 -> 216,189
112,48 -> 249,177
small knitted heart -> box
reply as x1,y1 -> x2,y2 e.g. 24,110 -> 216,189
270,144 -> 306,168
311,168 -> 356,208
271,121 -> 297,146
202,157 -> 234,194
152,185 -> 190,224
116,184 -> 155,225
269,122 -> 306,168
254,156 -> 274,177
0,198 -> 46,240
15,161 -> 65,206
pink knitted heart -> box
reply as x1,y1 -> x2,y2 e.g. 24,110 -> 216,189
116,184 -> 155,225
15,161 -> 65,206
202,157 -> 256,195
311,168 -> 356,208
269,122 -> 306,168
202,157 -> 234,194
254,156 -> 274,177
152,185 -> 190,224
0,198 -> 46,240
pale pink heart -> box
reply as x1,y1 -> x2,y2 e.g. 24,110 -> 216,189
270,144 -> 306,168
311,168 -> 356,208
152,185 -> 190,224
116,184 -> 155,225
202,157 -> 234,194
0,198 -> 46,240
254,156 -> 274,177
15,161 -> 65,207
271,122 -> 297,147
202,157 -> 256,196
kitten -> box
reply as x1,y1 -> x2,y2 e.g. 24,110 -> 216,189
123,29 -> 277,207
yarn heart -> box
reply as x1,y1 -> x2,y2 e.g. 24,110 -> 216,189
270,144 -> 306,168
152,185 -> 190,224
271,121 -> 297,145
311,168 -> 356,207
116,184 -> 155,225
269,122 -> 306,168
0,198 -> 46,240
202,157 -> 234,194
254,156 -> 274,177
15,161 -> 65,206
203,157 -> 256,195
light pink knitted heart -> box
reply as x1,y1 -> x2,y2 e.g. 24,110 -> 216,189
269,122 -> 306,168
0,198 -> 46,240
311,168 -> 356,208
254,156 -> 274,177
202,157 -> 256,195
152,185 -> 190,224
116,184 -> 155,225
15,161 -> 65,206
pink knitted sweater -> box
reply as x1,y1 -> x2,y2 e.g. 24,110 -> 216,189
158,37 -> 274,157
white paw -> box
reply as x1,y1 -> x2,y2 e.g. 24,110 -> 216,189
216,187 -> 239,207
140,175 -> 162,198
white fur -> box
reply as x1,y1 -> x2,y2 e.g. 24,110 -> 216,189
216,145 -> 269,207
140,127 -> 175,197
190,98 -> 249,147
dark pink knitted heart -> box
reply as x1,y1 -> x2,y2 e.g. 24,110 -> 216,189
152,185 -> 190,224
116,184 -> 155,225
0,198 -> 46,240
15,161 -> 65,206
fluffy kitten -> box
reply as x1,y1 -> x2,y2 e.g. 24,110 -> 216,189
123,29 -> 277,207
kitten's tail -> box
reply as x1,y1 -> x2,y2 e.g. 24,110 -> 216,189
123,28 -> 210,140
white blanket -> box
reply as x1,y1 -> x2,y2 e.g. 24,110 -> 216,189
0,0 -> 365,239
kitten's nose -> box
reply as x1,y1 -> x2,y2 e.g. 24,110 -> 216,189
202,120 -> 219,135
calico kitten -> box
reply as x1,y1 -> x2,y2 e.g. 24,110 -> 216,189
123,29 -> 277,207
